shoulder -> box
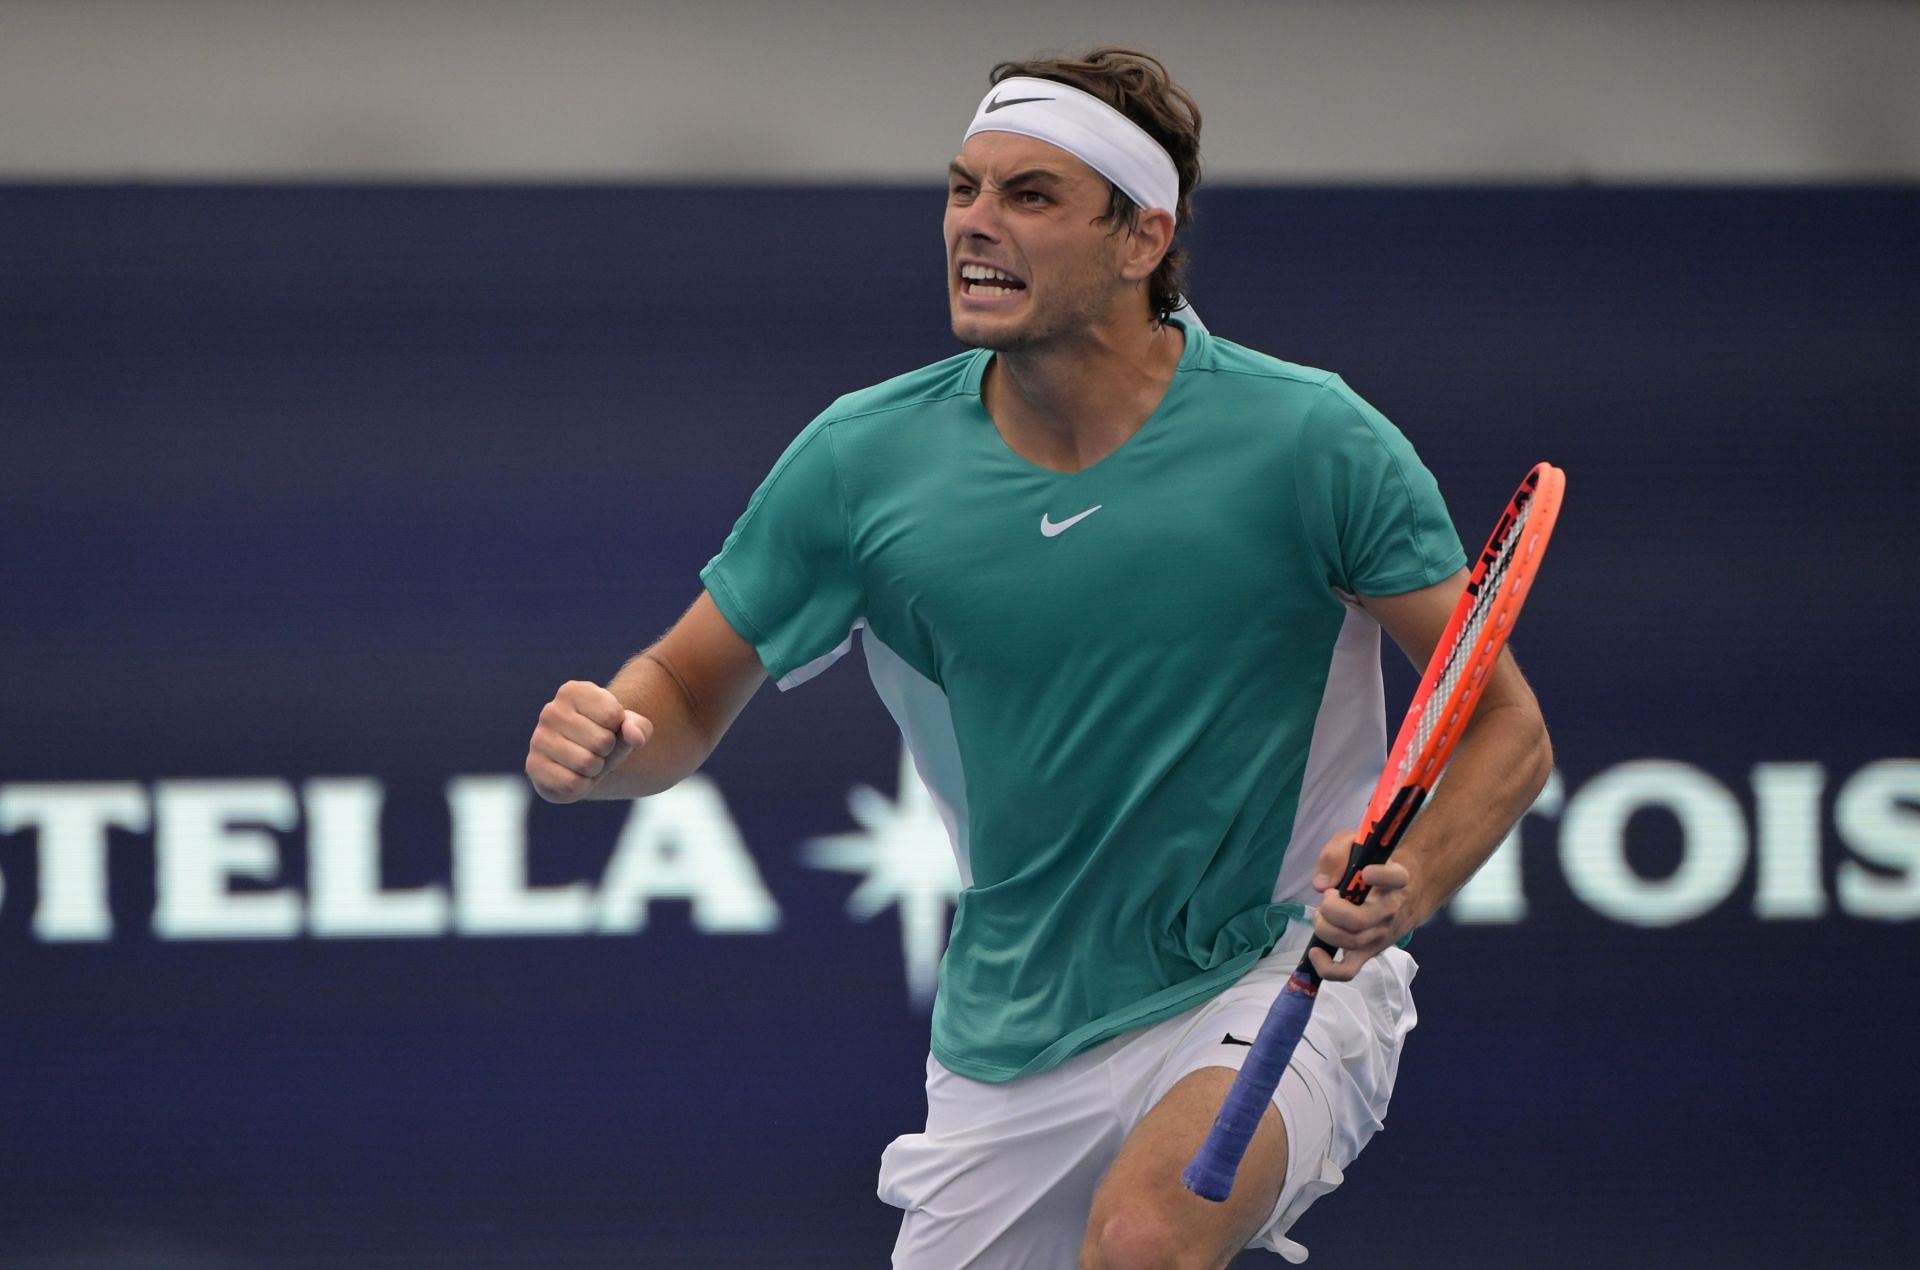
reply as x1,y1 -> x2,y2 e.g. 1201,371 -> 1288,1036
1187,331 -> 1340,394
751,349 -> 986,502
1178,331 -> 1379,438
1181,333 -> 1435,491
813,348 -> 987,435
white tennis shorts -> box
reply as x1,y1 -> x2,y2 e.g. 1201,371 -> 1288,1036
878,921 -> 1418,1267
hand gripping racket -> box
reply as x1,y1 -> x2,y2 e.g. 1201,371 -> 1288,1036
1182,461 -> 1566,1203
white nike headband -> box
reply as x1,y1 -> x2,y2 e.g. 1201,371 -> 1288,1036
963,76 -> 1181,226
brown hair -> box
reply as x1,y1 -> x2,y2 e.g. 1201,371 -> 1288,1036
988,48 -> 1203,325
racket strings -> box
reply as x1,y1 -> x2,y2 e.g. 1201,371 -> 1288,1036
1396,499 -> 1534,786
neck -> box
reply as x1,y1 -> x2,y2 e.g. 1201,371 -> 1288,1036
983,311 -> 1186,473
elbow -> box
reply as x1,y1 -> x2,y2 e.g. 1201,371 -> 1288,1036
1525,711 -> 1555,800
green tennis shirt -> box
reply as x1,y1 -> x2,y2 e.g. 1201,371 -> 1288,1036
700,324 -> 1464,1082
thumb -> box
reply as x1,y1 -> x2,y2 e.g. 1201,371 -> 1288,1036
1313,830 -> 1361,892
619,710 -> 652,749
604,711 -> 651,772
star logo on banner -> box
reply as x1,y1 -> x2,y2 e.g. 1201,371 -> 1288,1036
803,747 -> 963,1010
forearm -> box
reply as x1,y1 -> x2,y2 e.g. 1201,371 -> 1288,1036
527,594 -> 765,806
586,651 -> 722,799
1393,694 -> 1552,926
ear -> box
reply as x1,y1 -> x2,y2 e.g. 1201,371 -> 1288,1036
1117,206 -> 1176,283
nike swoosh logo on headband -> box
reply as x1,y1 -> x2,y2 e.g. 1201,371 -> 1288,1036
985,94 -> 1053,112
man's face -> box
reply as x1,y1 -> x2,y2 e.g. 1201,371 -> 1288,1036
944,132 -> 1134,352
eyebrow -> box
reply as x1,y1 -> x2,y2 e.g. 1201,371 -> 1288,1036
948,160 -> 1071,189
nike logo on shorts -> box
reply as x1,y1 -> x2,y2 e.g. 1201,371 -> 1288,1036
1221,1033 -> 1253,1047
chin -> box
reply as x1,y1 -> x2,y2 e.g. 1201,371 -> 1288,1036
951,311 -> 1042,353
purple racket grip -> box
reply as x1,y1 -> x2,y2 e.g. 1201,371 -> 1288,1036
1180,973 -> 1318,1202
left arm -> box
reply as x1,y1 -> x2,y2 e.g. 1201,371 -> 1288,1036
1307,569 -> 1554,981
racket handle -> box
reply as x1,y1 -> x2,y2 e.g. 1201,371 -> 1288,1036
1337,835 -> 1378,905
1185,806 -> 1411,1201
1336,785 -> 1425,906
1181,970 -> 1319,1202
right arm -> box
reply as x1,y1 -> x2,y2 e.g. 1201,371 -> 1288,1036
525,591 -> 767,802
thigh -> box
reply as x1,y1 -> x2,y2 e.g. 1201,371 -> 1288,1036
882,1051 -> 1125,1270
1081,1065 -> 1293,1270
1086,942 -> 1419,1266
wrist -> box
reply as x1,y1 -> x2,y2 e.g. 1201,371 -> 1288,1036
1395,855 -> 1440,933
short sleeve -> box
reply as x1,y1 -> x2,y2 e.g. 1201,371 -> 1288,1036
1293,378 -> 1465,596
700,419 -> 865,689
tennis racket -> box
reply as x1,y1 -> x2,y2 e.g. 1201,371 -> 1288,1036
1182,460 -> 1566,1203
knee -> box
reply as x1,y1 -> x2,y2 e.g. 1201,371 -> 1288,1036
1083,1207 -> 1214,1270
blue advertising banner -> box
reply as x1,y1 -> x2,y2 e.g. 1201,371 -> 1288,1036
2,184 -> 1916,1267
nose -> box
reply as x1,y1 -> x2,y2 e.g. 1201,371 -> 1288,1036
952,191 -> 1005,242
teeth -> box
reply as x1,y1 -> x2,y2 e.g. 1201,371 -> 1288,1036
972,285 -> 1013,297
960,263 -> 1020,284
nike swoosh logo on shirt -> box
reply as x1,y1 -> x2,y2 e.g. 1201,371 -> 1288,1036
1040,505 -> 1103,537
1222,1033 -> 1253,1047
985,94 -> 1053,113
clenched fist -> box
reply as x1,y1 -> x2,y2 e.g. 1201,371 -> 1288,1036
1305,829 -> 1419,983
525,680 -> 654,803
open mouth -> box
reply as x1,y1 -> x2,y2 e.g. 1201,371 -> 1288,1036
959,262 -> 1027,298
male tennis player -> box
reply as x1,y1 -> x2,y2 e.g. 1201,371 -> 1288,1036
526,48 -> 1550,1269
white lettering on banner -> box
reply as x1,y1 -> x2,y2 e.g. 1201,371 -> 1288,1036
0,759 -> 1912,974
0,783 -> 148,940
597,776 -> 779,934
1753,763 -> 1827,919
1450,770 -> 1564,924
1559,761 -> 1748,926
307,778 -> 449,937
0,775 -> 788,942
153,781 -> 303,939
1835,760 -> 1920,920
449,776 -> 594,935
1435,760 -> 1918,926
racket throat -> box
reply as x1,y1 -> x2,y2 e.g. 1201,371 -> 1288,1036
1345,784 -> 1428,889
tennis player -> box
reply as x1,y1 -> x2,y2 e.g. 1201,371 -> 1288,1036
526,48 -> 1550,1269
